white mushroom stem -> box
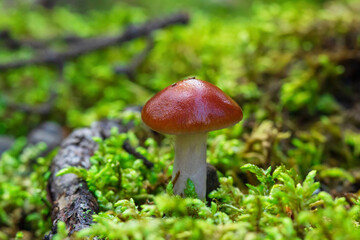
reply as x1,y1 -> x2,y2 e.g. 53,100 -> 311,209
172,132 -> 207,199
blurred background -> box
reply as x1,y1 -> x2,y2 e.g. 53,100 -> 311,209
0,0 -> 360,238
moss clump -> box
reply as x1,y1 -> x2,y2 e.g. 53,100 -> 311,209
57,128 -> 360,239
0,139 -> 52,238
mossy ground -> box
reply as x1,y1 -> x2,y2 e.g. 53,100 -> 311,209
1,0 -> 360,239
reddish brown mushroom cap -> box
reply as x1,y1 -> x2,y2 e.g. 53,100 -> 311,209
141,78 -> 243,134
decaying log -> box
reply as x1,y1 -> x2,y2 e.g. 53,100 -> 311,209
45,120 -> 125,239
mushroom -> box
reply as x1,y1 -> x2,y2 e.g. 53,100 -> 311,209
141,78 -> 243,199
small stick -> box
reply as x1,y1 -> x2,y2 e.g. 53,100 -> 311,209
122,140 -> 154,168
172,170 -> 180,186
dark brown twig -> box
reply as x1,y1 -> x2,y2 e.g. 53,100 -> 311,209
0,13 -> 189,71
122,139 -> 154,168
172,171 -> 180,186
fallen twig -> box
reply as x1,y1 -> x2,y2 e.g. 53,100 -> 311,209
0,13 -> 189,70
122,139 -> 154,168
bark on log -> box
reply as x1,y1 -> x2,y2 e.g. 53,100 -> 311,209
44,120 -> 125,239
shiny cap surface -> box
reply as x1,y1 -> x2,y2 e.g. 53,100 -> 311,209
141,78 -> 243,134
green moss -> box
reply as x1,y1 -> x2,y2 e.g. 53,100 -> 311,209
52,129 -> 359,239
1,0 -> 360,239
